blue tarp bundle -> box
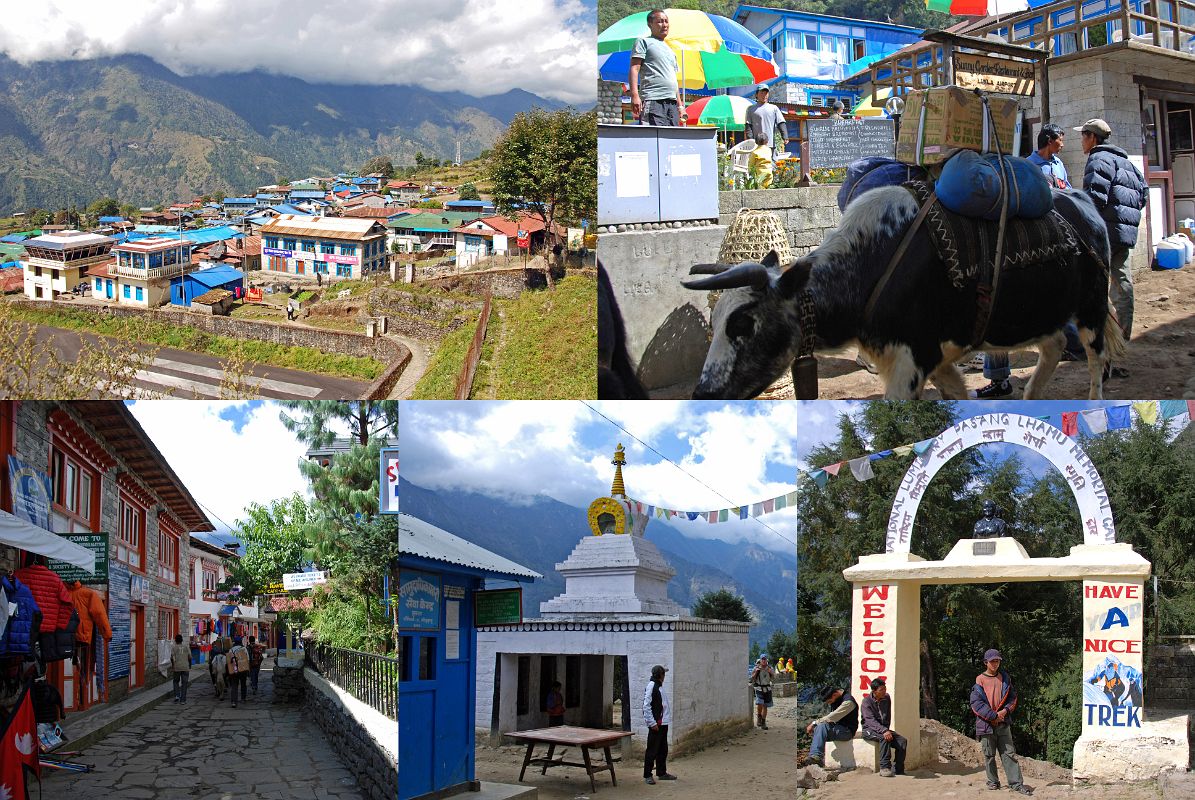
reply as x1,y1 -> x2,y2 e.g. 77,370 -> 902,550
936,150 -> 1053,221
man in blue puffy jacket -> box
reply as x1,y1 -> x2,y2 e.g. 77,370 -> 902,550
1077,118 -> 1148,380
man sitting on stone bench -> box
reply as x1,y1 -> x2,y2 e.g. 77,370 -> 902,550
802,685 -> 858,767
861,678 -> 907,777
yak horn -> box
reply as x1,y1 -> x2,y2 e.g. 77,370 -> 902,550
683,261 -> 771,290
688,263 -> 729,275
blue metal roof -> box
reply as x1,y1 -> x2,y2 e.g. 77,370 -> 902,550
289,190 -> 326,199
444,200 -> 489,208
268,204 -> 312,216
218,604 -> 237,616
223,197 -> 257,204
177,226 -> 243,246
186,265 -> 244,289
98,216 -> 126,224
0,234 -> 27,243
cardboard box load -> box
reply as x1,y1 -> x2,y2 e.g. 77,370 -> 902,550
896,86 -> 1022,166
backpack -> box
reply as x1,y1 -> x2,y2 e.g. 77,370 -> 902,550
228,645 -> 249,674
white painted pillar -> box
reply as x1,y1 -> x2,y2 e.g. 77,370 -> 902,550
850,579 -> 923,769
1080,579 -> 1145,734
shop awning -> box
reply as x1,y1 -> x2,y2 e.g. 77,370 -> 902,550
218,605 -> 238,616
0,510 -> 95,572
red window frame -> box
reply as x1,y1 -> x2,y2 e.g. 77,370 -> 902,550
49,439 -> 101,533
157,606 -> 179,642
117,492 -> 148,572
157,517 -> 181,585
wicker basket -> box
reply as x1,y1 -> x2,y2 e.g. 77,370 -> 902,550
717,208 -> 792,265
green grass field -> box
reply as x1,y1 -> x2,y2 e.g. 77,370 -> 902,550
410,274 -> 596,399
7,304 -> 385,381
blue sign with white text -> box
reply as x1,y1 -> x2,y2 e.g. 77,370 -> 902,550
7,455 -> 52,529
108,561 -> 131,680
399,569 -> 440,630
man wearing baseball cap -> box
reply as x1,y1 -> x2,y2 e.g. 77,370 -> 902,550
970,649 -> 1032,794
744,84 -> 790,155
1075,117 -> 1148,381
643,664 -> 677,784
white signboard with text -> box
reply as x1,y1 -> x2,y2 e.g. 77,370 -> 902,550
283,570 -> 328,591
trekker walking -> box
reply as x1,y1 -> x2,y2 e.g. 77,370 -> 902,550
247,636 -> 264,695
170,634 -> 191,704
227,637 -> 250,708
629,10 -> 684,127
803,686 -> 858,767
861,677 -> 907,777
642,664 -> 677,784
749,653 -> 775,729
1077,118 -> 1147,381
970,649 -> 1032,795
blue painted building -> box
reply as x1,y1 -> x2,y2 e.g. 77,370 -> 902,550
169,264 -> 245,307
399,514 -> 540,800
733,4 -> 922,108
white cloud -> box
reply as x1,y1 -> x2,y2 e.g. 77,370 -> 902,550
127,401 -> 309,533
401,400 -> 798,551
0,0 -> 596,105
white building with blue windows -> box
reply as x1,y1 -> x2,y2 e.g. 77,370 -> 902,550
259,215 -> 388,279
732,4 -> 922,108
93,236 -> 194,307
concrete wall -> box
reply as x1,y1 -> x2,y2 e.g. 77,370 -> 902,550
304,667 -> 397,800
599,185 -> 842,395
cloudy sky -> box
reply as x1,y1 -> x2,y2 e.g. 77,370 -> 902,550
400,401 -> 800,552
127,400 -> 309,538
0,0 -> 597,105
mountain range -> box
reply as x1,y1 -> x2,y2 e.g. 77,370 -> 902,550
0,54 -> 565,211
400,478 -> 797,644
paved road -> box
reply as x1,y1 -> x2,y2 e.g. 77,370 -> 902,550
33,325 -> 371,399
41,665 -> 366,799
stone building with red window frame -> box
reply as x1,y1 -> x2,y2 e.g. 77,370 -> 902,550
0,400 -> 212,713
187,536 -> 266,663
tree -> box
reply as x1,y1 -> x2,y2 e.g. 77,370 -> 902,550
488,107 -> 596,252
414,151 -> 426,168
86,197 -> 120,220
457,183 -> 481,201
692,588 -> 753,622
222,493 -> 315,604
361,156 -> 395,178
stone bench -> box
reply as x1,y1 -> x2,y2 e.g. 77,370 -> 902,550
824,728 -> 939,772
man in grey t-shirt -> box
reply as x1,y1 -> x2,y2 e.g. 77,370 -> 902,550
744,84 -> 789,153
630,9 -> 683,126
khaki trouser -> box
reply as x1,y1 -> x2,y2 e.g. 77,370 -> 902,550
979,723 -> 1024,788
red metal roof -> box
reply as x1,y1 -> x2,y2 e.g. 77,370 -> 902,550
0,267 -> 23,293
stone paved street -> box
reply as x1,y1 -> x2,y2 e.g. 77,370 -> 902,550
41,664 -> 367,799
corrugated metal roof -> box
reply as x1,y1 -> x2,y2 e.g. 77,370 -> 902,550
261,214 -> 386,240
186,265 -> 244,288
400,513 -> 540,580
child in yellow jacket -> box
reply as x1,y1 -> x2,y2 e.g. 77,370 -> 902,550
747,135 -> 774,189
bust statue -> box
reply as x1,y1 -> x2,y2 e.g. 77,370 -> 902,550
974,500 -> 1008,538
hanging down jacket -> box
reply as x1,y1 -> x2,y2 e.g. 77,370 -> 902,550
15,565 -> 73,633
0,576 -> 43,657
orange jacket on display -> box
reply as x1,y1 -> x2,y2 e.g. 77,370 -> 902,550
69,581 -> 113,643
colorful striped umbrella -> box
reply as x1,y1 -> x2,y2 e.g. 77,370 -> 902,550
598,9 -> 778,90
925,0 -> 1027,14
683,95 -> 753,130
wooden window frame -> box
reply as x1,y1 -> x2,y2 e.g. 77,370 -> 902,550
157,606 -> 179,642
49,435 -> 102,533
117,492 -> 148,572
157,526 -> 180,585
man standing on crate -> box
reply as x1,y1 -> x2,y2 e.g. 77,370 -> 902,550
1077,118 -> 1147,381
629,10 -> 684,127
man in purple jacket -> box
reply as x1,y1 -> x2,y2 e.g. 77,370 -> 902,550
970,649 -> 1032,795
860,677 -> 906,777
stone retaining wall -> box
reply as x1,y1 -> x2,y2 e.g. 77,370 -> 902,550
718,185 -> 843,256
420,267 -> 537,298
11,299 -> 410,399
303,667 -> 397,800
1148,642 -> 1195,707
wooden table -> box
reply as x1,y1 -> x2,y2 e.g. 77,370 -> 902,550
506,726 -> 635,791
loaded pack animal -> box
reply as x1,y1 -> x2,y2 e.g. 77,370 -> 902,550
210,651 -> 228,700
683,184 -> 1124,400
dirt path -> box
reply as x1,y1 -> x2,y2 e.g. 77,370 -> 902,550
475,695 -> 799,800
763,264 -> 1195,400
801,720 -> 1191,800
480,308 -> 508,400
387,332 -> 433,399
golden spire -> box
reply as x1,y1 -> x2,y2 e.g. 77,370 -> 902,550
611,443 -> 627,498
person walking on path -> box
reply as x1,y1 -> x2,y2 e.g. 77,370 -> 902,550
1077,117 -> 1147,381
803,686 -> 858,767
970,649 -> 1033,795
861,677 -> 907,777
642,664 -> 677,784
227,637 -> 250,708
170,633 -> 192,704
247,636 -> 264,695
744,85 -> 790,154
629,10 -> 684,127
749,653 -> 775,729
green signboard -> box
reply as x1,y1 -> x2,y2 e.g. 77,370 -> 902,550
47,534 -> 109,585
474,587 -> 523,626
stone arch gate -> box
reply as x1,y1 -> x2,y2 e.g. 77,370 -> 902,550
839,414 -> 1187,783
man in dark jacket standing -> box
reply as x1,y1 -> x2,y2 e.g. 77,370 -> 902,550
1077,118 -> 1148,379
970,649 -> 1032,795
642,664 -> 677,784
861,677 -> 906,777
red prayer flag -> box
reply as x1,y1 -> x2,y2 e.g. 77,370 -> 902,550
1061,412 -> 1078,436
0,683 -> 39,798
823,462 -> 843,477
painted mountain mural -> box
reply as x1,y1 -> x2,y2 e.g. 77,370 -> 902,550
0,54 -> 565,210
399,478 -> 798,644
